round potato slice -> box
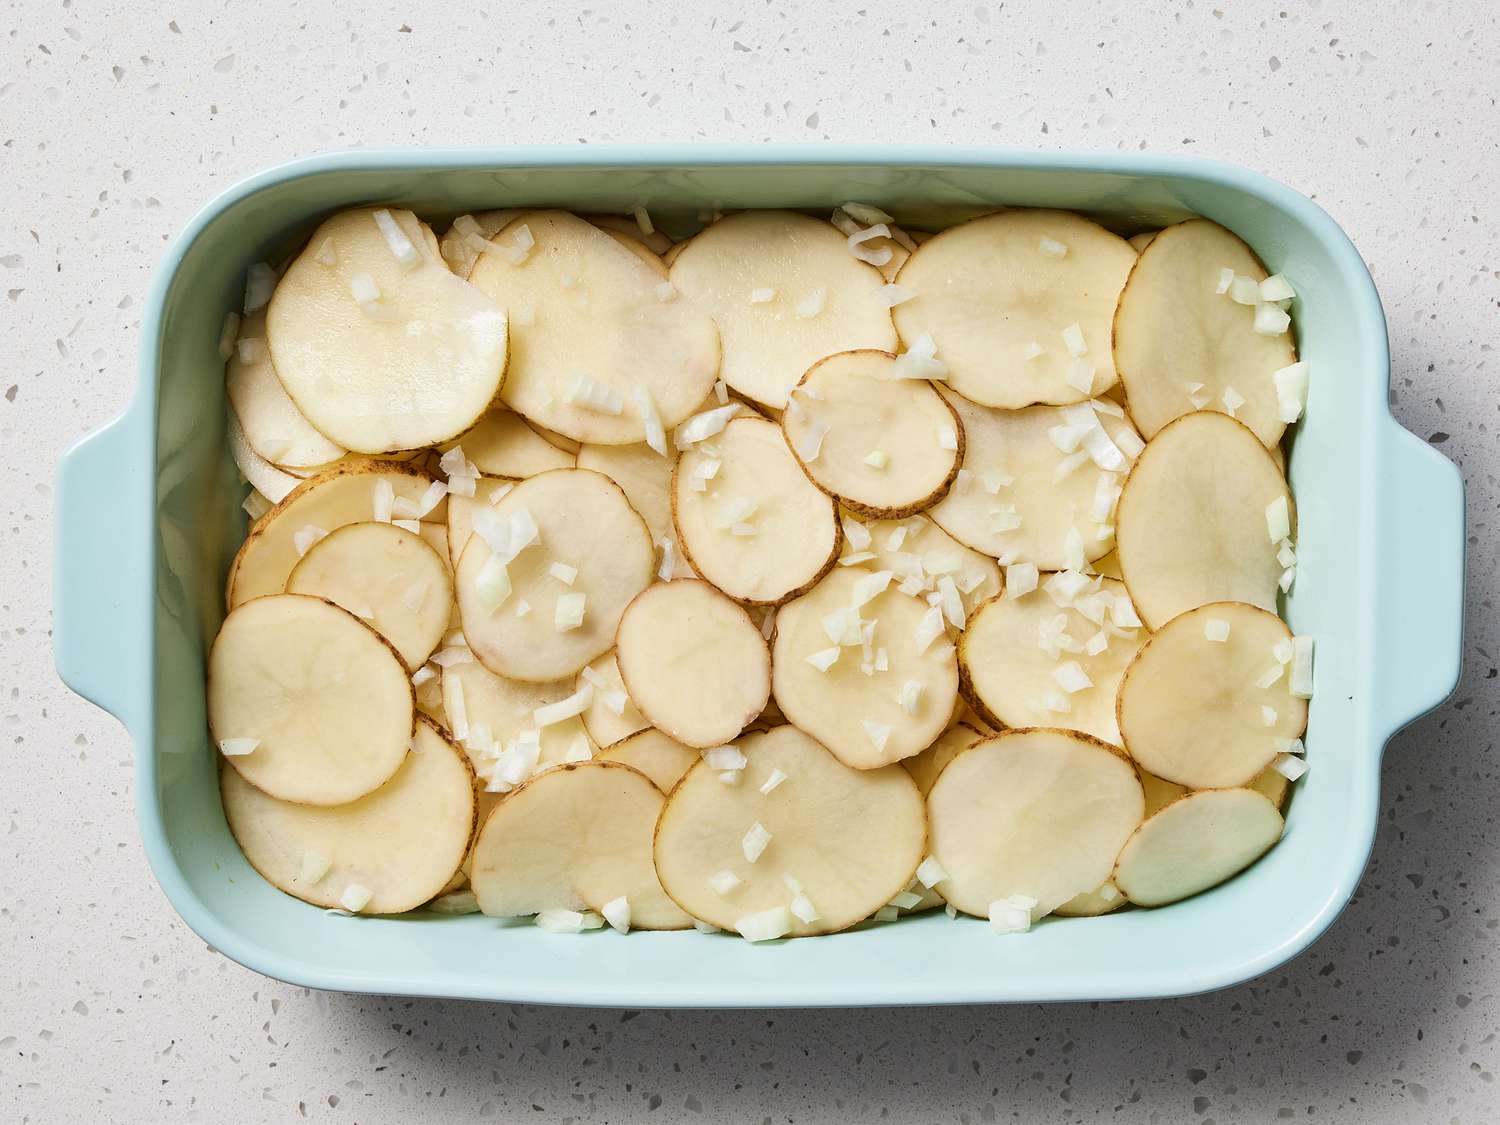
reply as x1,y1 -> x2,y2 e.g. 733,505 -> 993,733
221,717 -> 475,914
226,309 -> 346,470
229,462 -> 439,607
901,722 -> 983,798
266,207 -> 509,453
227,408 -> 301,504
1113,788 -> 1284,907
893,210 -> 1137,408
208,594 -> 415,806
1127,231 -> 1158,252
575,651 -> 649,747
927,729 -> 1144,917
1117,602 -> 1307,788
468,211 -> 719,445
439,209 -> 525,279
1114,411 -> 1291,629
673,416 -> 840,605
668,210 -> 897,409
455,469 -> 655,681
771,567 -> 960,769
286,522 -> 453,670
927,391 -> 1141,569
841,512 -> 1002,617
1114,218 -> 1297,447
445,409 -> 574,478
781,350 -> 962,517
615,581 -> 771,749
596,729 -> 699,793
1053,881 -> 1128,918
653,726 -> 925,936
1139,769 -> 1188,817
584,212 -> 676,256
469,760 -> 692,929
960,578 -> 1146,745
575,441 -> 693,577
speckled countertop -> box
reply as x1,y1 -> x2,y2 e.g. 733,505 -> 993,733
3,2 -> 1497,1121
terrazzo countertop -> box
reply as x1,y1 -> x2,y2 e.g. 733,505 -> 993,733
4,2 -> 1497,1121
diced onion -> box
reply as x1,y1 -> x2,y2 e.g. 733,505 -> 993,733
292,525 -> 328,557
847,223 -> 894,266
475,555 -> 513,613
1021,340 -> 1044,361
1060,323 -> 1088,357
1253,303 -> 1291,336
553,592 -> 587,632
897,680 -> 924,716
1274,361 -> 1309,423
1203,617 -> 1231,642
1038,236 -> 1068,259
242,262 -> 277,314
1273,756 -> 1308,782
841,516 -> 872,552
218,737 -> 259,757
1265,496 -> 1291,543
535,909 -> 604,934
842,201 -> 895,225
1005,563 -> 1039,599
759,768 -> 788,794
988,899 -> 1031,935
236,337 -> 267,365
741,821 -> 772,863
936,425 -> 959,451
795,287 -> 826,318
877,283 -> 914,308
703,745 -> 747,772
600,895 -> 631,934
1222,386 -> 1246,417
794,420 -> 830,463
805,647 -> 841,672
340,884 -> 374,913
533,683 -> 594,728
372,209 -> 420,268
674,403 -> 741,449
1255,663 -> 1285,689
1228,275 -> 1261,305
564,373 -> 625,415
1259,274 -> 1295,302
915,856 -> 948,887
861,719 -> 892,754
1053,661 -> 1093,693
1063,358 -> 1095,394
892,333 -> 948,381
217,311 -> 242,360
1052,449 -> 1090,482
1214,267 -> 1235,295
500,223 -> 535,265
862,449 -> 889,470
547,561 -> 577,586
889,890 -> 924,910
708,869 -> 741,896
789,892 -> 820,924
736,905 -> 792,942
633,386 -> 668,456
349,271 -> 382,304
298,851 -> 331,884
1289,635 -> 1314,698
1261,705 -> 1278,727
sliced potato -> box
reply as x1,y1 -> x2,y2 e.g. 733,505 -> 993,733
575,441 -> 693,576
525,418 -> 583,455
226,309 -> 346,469
266,207 -> 508,453
901,722 -> 983,798
1091,549 -> 1123,580
221,716 -> 475,914
286,521 -> 453,670
596,729 -> 699,792
1114,411 -> 1291,629
927,391 -> 1141,569
959,578 -> 1146,745
445,409 -> 574,478
584,212 -> 676,256
207,594 -> 414,805
1127,231 -> 1158,252
469,211 -> 719,444
841,512 -> 1002,617
927,729 -> 1144,917
1139,769 -> 1188,817
615,581 -> 771,748
668,210 -> 897,408
1117,602 -> 1307,788
782,349 -> 962,517
893,210 -> 1136,408
673,416 -> 840,605
227,408 -> 301,504
576,651 -> 649,747
455,469 -> 654,681
439,209 -> 525,279
771,567 -> 960,769
469,761 -> 692,928
1113,788 -> 1284,907
228,461 -> 437,607
653,726 -> 925,935
1114,218 -> 1297,447
1053,881 -> 1128,917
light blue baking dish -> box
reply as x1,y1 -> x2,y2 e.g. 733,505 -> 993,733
53,145 -> 1463,1007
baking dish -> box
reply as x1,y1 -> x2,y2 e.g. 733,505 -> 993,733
53,145 -> 1464,1006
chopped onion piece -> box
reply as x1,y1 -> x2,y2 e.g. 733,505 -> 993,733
372,209 -> 420,268
861,719 -> 892,755
805,647 -> 841,672
1273,637 -> 1295,665
936,575 -> 965,628
630,386 -> 668,456
1265,495 -> 1291,543
897,680 -> 924,716
554,592 -> 587,632
1005,563 -> 1039,599
1277,540 -> 1297,568
429,646 -> 473,668
915,605 -> 946,654
1255,663 -> 1285,689
892,333 -> 949,381
535,909 -> 604,934
737,905 -> 793,942
475,555 -> 512,613
1261,705 -> 1278,727
1052,449 -> 1090,483
889,890 -> 924,910
842,201 -> 894,225
349,271 -> 382,304
340,884 -> 373,913
877,283 -> 915,308
217,311 -> 241,360
1048,423 -> 1088,454
1021,340 -> 1045,361
1279,566 -> 1296,592
1273,756 -> 1308,782
840,551 -> 877,566
703,745 -> 747,772
1259,274 -> 1296,302
862,449 -> 889,470
1054,661 -> 1093,693
674,403 -> 742,449
242,262 -> 277,314
692,919 -> 720,934
841,516 -> 872,552
1038,236 -> 1068,259
218,737 -> 259,757
1274,361 -> 1310,423
741,821 -> 772,863
1222,386 -> 1246,417
870,905 -> 900,923
445,674 -> 469,740
1063,358 -> 1096,394
601,895 -> 631,934
847,223 -> 894,266
1228,275 -> 1261,305
988,899 -> 1032,935
1215,267 -> 1235,295
292,525 -> 328,557
915,856 -> 948,888
656,535 -> 676,582
1204,617 -> 1231,643
236,337 -> 267,365
411,665 -> 436,689
795,287 -> 826,318
1060,322 -> 1088,357
547,561 -> 578,586
789,892 -> 820,924
500,223 -> 535,265
564,373 -> 625,415
1289,635 -> 1315,698
1253,302 -> 1291,336
1085,630 -> 1109,656
630,204 -> 655,235
533,683 -> 593,727
934,424 -> 960,452
297,851 -> 330,884
708,869 -> 741,896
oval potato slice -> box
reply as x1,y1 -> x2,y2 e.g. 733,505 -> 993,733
841,512 -> 1002,617
221,716 -> 475,914
575,441 -> 693,576
226,309 -> 346,470
208,594 -> 414,806
893,210 -> 1137,408
266,207 -> 509,453
782,350 -> 962,518
771,567 -> 960,769
1114,411 -> 1291,629
927,729 -> 1144,917
1113,788 -> 1284,907
1139,769 -> 1188,817
469,760 -> 692,929
596,729 -> 699,793
615,581 -> 771,749
1113,218 -> 1296,447
653,726 -> 925,936
668,210 -> 897,408
576,651 -> 649,747
455,469 -> 654,681
1117,602 -> 1307,788
673,416 -> 840,605
901,722 -> 983,798
287,521 -> 453,670
469,211 -> 719,444
444,409 -> 574,478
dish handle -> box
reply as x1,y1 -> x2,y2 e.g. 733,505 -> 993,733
1371,421 -> 1465,741
53,407 -> 151,733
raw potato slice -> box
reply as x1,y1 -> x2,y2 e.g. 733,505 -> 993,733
221,717 -> 475,914
1053,881 -> 1127,918
445,409 -> 574,478
771,567 -> 960,769
226,309 -> 346,469
584,212 -> 676,256
1127,231 -> 1158,252
782,350 -> 962,517
469,211 -> 719,444
455,469 -> 654,681
893,210 -> 1137,408
469,761 -> 691,929
1092,549 -> 1123,581
928,391 -> 1141,568
445,475 -> 519,568
576,651 -> 649,747
287,522 -> 453,670
1139,770 -> 1187,817
1114,218 -> 1297,447
228,461 -> 437,606
842,513 -> 1002,616
673,416 -> 840,605
901,722 -> 983,798
1117,602 -> 1307,788
440,209 -> 525,279
927,729 -> 1144,917
266,207 -> 509,453
959,578 -> 1146,745
1114,411 -> 1291,629
596,729 -> 699,792
653,726 -> 925,935
227,409 -> 301,503
207,594 -> 414,806
526,418 -> 582,454
1113,788 -> 1284,907
661,237 -> 690,268
575,441 -> 693,576
615,581 -> 771,749
668,210 -> 897,408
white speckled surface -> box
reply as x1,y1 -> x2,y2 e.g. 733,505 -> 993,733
4,2 -> 1496,1121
